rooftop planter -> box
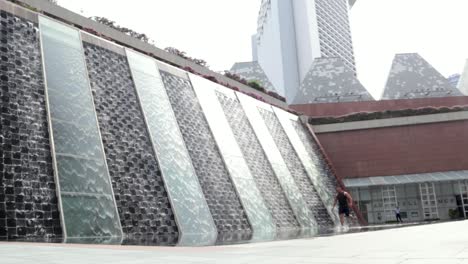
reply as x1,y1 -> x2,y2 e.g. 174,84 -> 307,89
308,105 -> 468,125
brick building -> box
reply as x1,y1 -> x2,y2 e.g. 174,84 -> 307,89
303,101 -> 468,224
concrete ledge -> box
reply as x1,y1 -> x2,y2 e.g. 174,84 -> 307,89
81,32 -> 126,56
343,170 -> 468,188
80,32 -> 188,80
0,0 -> 38,22
13,0 -> 287,108
313,111 -> 468,133
157,61 -> 189,80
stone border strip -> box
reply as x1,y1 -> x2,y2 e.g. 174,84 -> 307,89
312,111 -> 468,133
13,0 -> 287,108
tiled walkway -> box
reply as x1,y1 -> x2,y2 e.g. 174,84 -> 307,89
1,220 -> 468,264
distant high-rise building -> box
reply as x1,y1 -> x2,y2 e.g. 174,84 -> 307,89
458,59 -> 468,95
253,0 -> 358,102
447,74 -> 461,88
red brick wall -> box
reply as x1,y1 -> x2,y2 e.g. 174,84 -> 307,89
315,120 -> 468,179
291,96 -> 468,117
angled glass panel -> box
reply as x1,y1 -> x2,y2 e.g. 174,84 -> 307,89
56,155 -> 112,194
435,172 -> 449,181
41,43 -> 90,91
61,194 -> 121,239
51,120 -> 104,159
261,108 -> 336,229
342,179 -> 352,187
453,171 -> 466,179
387,176 -> 399,184
39,16 -> 122,241
190,74 -> 276,241
398,176 -> 413,184
126,50 -> 217,246
372,177 -> 387,185
236,92 -> 317,234
454,171 -> 468,180
47,86 -> 96,126
40,17 -> 82,50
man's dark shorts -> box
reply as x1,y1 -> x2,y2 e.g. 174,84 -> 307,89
339,206 -> 350,217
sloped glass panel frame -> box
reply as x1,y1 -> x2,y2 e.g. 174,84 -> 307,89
39,16 -> 123,241
236,92 -> 317,234
190,74 -> 276,241
272,107 -> 340,225
126,50 -> 217,246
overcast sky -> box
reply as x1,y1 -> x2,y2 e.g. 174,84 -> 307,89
57,0 -> 468,99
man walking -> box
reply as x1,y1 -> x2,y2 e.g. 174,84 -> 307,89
395,206 -> 403,223
333,186 -> 354,226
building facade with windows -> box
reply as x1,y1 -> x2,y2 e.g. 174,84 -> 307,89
245,0 -> 359,103
447,74 -> 461,88
458,59 -> 468,95
309,112 -> 468,224
345,175 -> 468,224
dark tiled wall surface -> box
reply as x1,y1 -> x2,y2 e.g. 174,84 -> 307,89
0,11 -> 62,239
160,71 -> 252,242
258,109 -> 334,229
216,92 -> 300,234
83,43 -> 178,244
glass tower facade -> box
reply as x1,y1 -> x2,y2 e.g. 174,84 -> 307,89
254,0 -> 356,102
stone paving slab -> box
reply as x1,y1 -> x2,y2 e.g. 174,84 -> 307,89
1,220 -> 467,264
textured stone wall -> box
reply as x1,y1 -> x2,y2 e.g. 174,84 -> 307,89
0,11 -> 62,239
216,92 -> 300,236
259,109 -> 333,229
292,121 -> 338,201
160,71 -> 252,242
83,43 -> 178,244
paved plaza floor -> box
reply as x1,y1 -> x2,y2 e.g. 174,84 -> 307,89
1,220 -> 468,264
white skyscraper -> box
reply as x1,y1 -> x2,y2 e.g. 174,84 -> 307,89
458,59 -> 468,95
253,0 -> 358,103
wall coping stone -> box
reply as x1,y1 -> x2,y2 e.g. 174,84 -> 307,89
343,170 -> 468,188
11,0 -> 287,108
312,111 -> 468,133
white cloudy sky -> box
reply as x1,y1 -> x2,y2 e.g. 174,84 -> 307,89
57,0 -> 468,99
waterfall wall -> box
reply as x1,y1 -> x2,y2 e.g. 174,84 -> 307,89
0,7 -> 352,245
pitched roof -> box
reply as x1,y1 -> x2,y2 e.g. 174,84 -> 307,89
292,57 -> 374,104
382,53 -> 464,100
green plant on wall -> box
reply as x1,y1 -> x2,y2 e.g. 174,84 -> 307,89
247,80 -> 265,92
309,106 -> 468,125
448,208 -> 459,219
164,47 -> 209,68
90,16 -> 153,44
